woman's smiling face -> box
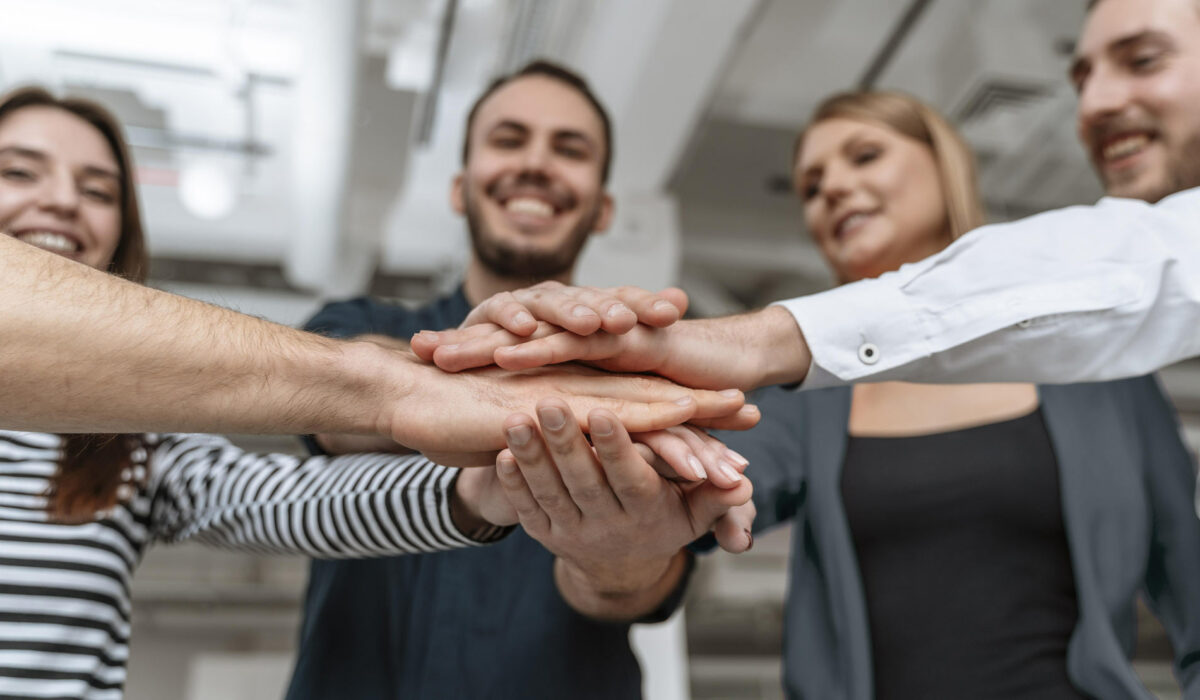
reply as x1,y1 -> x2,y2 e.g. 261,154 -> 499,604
795,117 -> 951,284
0,105 -> 123,271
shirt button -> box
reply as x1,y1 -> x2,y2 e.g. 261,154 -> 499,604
858,342 -> 880,365
1017,319 -> 1033,329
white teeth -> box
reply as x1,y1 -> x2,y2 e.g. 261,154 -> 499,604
838,212 -> 872,236
16,231 -> 79,253
505,197 -> 554,218
1103,134 -> 1150,162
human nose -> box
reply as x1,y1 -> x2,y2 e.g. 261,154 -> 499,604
820,160 -> 855,207
519,137 -> 553,174
38,169 -> 80,217
1077,64 -> 1132,131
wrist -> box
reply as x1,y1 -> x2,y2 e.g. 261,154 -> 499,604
554,551 -> 689,621
746,306 -> 811,389
449,469 -> 495,536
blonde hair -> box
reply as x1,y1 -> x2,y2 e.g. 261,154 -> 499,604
794,91 -> 984,240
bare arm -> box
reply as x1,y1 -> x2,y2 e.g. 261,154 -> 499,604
0,237 -> 749,454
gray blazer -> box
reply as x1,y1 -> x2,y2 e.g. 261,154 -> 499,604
719,376 -> 1200,699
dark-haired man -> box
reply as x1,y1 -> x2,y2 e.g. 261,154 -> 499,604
283,60 -> 685,699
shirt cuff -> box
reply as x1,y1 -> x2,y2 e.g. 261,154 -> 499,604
771,276 -> 932,388
436,468 -> 515,546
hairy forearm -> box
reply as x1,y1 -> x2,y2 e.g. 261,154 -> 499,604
662,306 -> 812,391
0,236 -> 406,436
554,550 -> 691,622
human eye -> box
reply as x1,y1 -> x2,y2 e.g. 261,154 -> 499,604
852,145 -> 882,165
83,187 -> 117,204
0,166 -> 36,182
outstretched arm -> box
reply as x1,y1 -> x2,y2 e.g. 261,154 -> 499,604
0,237 -> 749,453
415,188 -> 1200,388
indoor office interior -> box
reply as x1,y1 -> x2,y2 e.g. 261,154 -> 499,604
2,0 -> 1193,698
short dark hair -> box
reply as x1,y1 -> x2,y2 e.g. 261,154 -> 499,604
461,59 -> 613,183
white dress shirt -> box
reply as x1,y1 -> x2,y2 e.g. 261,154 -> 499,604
779,186 -> 1200,388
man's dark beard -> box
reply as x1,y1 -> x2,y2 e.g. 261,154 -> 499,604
464,186 -> 600,279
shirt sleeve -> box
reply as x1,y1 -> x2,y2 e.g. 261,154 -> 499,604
146,434 -> 511,557
777,187 -> 1200,387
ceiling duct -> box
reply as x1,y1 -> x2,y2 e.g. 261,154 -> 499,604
498,0 -> 596,70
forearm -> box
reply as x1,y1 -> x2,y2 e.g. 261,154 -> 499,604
0,236 -> 406,436
153,434 -> 495,556
780,190 -> 1200,386
554,549 -> 691,622
662,307 -> 811,391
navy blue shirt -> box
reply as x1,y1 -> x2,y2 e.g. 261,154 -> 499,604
285,289 -> 647,700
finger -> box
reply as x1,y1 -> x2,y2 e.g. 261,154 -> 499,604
687,404 -> 761,431
503,413 -> 582,526
462,291 -> 543,336
536,285 -> 636,335
494,449 -> 550,535
711,501 -> 757,554
581,395 -> 697,434
535,399 -> 621,516
688,477 -> 754,534
630,430 -> 707,482
494,332 -> 622,371
607,286 -> 685,328
663,426 -> 745,489
432,323 -> 564,372
509,282 -> 606,336
412,324 -> 504,364
433,328 -> 525,372
588,409 -> 662,510
631,443 -> 691,482
656,287 -> 689,319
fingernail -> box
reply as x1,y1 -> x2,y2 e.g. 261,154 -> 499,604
725,448 -> 749,467
497,455 -> 518,475
572,305 -> 597,318
591,414 -> 614,436
538,406 -> 566,431
719,462 -> 742,483
514,311 -> 534,327
606,303 -> 632,318
744,529 -> 754,551
653,300 -> 677,313
687,456 -> 706,481
416,331 -> 438,342
506,425 -> 532,446
674,396 -> 694,407
720,389 -> 741,398
442,344 -> 459,352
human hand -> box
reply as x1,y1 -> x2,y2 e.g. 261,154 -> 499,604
413,307 -> 811,392
388,353 -> 757,464
450,280 -> 688,338
495,399 -> 754,598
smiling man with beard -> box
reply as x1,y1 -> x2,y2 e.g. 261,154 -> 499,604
283,61 -> 680,700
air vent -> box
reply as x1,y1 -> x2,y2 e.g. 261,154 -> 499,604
954,79 -> 1053,124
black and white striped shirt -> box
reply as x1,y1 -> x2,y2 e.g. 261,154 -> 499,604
0,430 -> 497,699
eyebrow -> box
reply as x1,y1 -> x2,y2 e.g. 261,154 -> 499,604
1070,29 -> 1173,82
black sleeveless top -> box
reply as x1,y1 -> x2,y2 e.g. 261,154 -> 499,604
841,408 -> 1088,699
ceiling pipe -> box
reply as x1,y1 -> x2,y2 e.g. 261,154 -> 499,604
857,0 -> 934,89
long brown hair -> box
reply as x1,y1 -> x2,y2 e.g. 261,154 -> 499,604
0,87 -> 151,519
793,90 -> 985,240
